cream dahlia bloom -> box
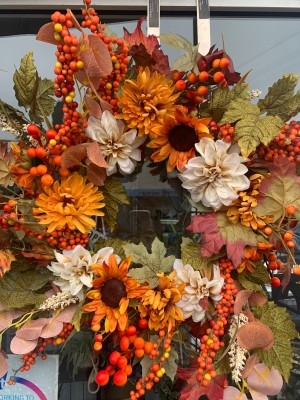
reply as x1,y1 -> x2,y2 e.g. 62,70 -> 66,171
47,245 -> 117,298
179,138 -> 250,209
173,259 -> 224,323
86,111 -> 146,175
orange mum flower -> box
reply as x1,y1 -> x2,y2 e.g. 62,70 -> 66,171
33,172 -> 105,233
148,108 -> 212,172
116,66 -> 179,136
83,254 -> 149,333
138,271 -> 185,331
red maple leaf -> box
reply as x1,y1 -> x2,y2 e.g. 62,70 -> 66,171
124,18 -> 171,75
187,212 -> 258,267
176,363 -> 227,400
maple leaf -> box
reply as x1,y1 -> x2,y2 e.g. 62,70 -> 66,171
123,237 -> 175,288
253,158 -> 300,223
188,212 -> 258,267
176,363 -> 227,400
124,17 -> 159,55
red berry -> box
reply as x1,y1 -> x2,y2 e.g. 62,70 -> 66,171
213,71 -> 225,83
113,370 -> 127,387
109,351 -> 121,365
95,370 -> 109,386
138,318 -> 148,330
271,276 -> 281,288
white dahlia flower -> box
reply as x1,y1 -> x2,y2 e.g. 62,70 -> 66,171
179,137 -> 250,209
86,111 -> 146,175
47,245 -> 117,298
173,259 -> 224,323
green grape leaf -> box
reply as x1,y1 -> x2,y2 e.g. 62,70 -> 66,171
102,178 -> 130,232
13,52 -> 38,110
253,159 -> 300,223
0,270 -> 49,310
220,98 -> 283,157
237,262 -> 270,292
123,237 -> 175,288
253,301 -> 297,382
164,347 -> 179,381
258,74 -> 300,121
29,77 -> 56,123
181,237 -> 220,272
201,83 -> 249,121
189,212 -> 258,268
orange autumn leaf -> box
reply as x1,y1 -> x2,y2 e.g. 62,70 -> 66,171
0,250 -> 16,278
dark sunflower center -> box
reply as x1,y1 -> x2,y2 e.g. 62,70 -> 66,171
101,278 -> 127,309
168,124 -> 198,152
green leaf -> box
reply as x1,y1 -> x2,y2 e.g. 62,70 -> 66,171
123,237 -> 175,288
201,83 -> 250,121
71,302 -> 84,332
29,77 -> 56,123
258,74 -> 300,122
220,98 -> 283,157
0,270 -> 49,310
164,347 -> 179,381
181,237 -> 215,271
102,178 -> 130,232
238,262 -> 270,292
13,52 -> 38,110
253,301 -> 297,382
160,33 -> 198,72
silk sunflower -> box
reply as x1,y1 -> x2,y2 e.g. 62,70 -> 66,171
33,172 -> 105,233
116,66 -> 180,136
83,254 -> 149,332
147,107 -> 212,172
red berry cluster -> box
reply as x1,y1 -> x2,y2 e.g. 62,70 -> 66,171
46,228 -> 90,250
209,121 -> 235,142
257,120 -> 300,163
171,57 -> 231,111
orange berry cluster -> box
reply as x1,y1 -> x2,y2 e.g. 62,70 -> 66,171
81,6 -> 130,113
257,120 -> 300,163
266,252 -> 283,272
196,258 -> 238,387
130,327 -> 175,400
171,57 -> 230,111
47,228 -> 90,250
17,323 -> 73,374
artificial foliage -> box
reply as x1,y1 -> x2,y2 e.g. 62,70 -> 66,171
0,1 -> 300,399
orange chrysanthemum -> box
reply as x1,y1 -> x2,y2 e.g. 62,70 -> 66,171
116,66 -> 180,136
83,254 -> 149,332
138,271 -> 185,331
227,174 -> 273,229
33,172 -> 105,233
148,108 -> 212,172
